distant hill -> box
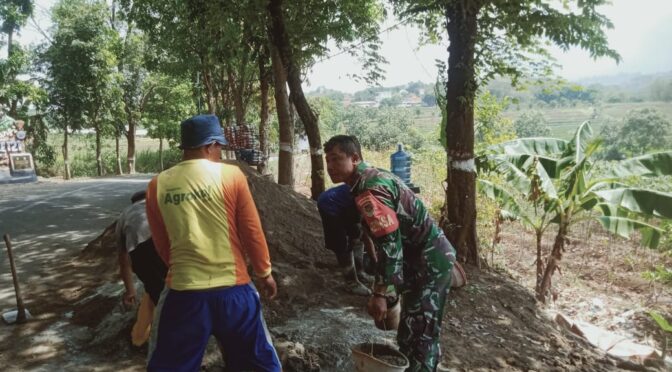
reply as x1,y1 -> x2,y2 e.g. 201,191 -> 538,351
308,71 -> 672,106
576,71 -> 672,89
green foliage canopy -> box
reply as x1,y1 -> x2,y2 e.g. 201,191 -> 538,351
514,110 -> 550,138
42,0 -> 118,131
391,0 -> 620,87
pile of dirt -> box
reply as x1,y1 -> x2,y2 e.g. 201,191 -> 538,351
13,161 -> 668,371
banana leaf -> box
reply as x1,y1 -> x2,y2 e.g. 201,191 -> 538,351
533,157 -> 558,199
562,121 -> 593,162
489,153 -> 561,178
487,137 -> 568,157
596,215 -> 662,249
605,151 -> 672,178
586,181 -> 630,193
594,188 -> 672,219
597,203 -> 630,218
478,179 -> 529,225
561,154 -> 589,198
489,159 -> 532,194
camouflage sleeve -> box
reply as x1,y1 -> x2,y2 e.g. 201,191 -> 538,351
355,182 -> 403,287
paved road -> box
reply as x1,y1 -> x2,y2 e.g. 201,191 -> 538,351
0,175 -> 152,312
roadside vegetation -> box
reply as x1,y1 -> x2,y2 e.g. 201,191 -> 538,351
1,0 -> 670,366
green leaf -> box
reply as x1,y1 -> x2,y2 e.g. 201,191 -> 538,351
606,151 -> 672,178
563,121 -> 593,162
490,153 -> 561,178
562,154 -> 589,199
478,179 -> 522,217
487,137 -> 567,157
491,159 -> 532,195
648,311 -> 672,333
478,179 -> 539,226
596,216 -> 662,249
533,157 -> 557,199
594,188 -> 672,219
578,193 -> 599,211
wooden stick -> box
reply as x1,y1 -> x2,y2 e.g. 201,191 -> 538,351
3,234 -> 26,323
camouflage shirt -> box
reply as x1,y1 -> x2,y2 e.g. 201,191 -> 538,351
351,162 -> 456,291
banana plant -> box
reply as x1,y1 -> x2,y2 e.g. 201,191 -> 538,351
478,121 -> 672,302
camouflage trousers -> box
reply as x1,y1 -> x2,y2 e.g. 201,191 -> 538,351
397,272 -> 452,371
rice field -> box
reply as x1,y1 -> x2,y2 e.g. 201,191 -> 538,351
407,101 -> 672,140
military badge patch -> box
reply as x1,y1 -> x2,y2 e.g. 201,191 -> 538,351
355,191 -> 399,237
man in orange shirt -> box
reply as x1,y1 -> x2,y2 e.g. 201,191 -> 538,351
145,114 -> 280,371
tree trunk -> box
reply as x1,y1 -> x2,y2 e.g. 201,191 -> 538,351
268,0 -> 324,199
201,67 -> 216,114
258,53 -> 270,175
9,99 -> 17,118
63,128 -> 71,180
159,137 -> 164,171
228,67 -> 246,125
441,2 -> 481,266
7,28 -> 12,59
95,125 -> 102,176
270,45 -> 293,186
126,120 -> 136,174
535,229 -> 544,295
219,72 -> 233,126
538,219 -> 569,302
115,133 -> 122,175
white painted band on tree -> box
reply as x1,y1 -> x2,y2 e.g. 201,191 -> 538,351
450,158 -> 476,173
310,148 -> 323,156
279,142 -> 293,152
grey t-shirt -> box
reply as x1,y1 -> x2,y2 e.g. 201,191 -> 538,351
115,200 -> 151,254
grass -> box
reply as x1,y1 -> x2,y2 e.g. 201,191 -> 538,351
41,133 -> 169,177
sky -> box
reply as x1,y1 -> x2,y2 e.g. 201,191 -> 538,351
16,0 -> 672,93
304,0 -> 672,93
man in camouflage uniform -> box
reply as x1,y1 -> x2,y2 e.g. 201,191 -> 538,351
323,135 -> 456,371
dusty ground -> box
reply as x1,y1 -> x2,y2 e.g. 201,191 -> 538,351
1,163 -> 670,371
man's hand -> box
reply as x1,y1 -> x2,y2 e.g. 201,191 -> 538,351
122,289 -> 137,309
257,274 -> 277,300
363,234 -> 377,263
367,296 -> 387,322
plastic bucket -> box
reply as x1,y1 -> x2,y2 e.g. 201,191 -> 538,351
451,261 -> 467,288
351,343 -> 409,372
374,297 -> 401,331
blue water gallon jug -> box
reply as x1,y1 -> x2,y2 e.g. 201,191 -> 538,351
390,143 -> 412,185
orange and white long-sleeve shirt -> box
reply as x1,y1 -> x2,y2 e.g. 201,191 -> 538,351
145,159 -> 271,291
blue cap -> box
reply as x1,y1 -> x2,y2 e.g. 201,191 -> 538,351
179,114 -> 228,149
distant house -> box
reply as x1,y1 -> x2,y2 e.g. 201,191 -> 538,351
351,100 -> 379,108
375,91 -> 392,101
398,94 -> 423,107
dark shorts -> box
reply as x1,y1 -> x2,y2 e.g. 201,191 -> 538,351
129,238 -> 167,305
317,185 -> 361,266
148,283 -> 280,372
